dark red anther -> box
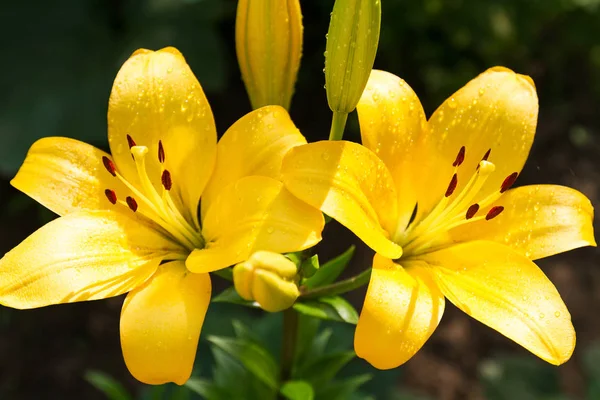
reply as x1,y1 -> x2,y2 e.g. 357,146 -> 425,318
500,172 -> 519,193
466,203 -> 479,219
104,189 -> 117,204
445,173 -> 458,197
126,196 -> 138,212
126,134 -> 136,149
161,170 -> 172,191
453,146 -> 466,167
102,156 -> 116,177
485,206 -> 504,220
482,149 -> 491,161
158,140 -> 165,163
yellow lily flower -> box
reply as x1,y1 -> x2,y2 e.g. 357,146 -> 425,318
282,67 -> 596,369
0,47 -> 323,385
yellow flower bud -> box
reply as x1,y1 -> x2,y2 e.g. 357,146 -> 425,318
235,0 -> 303,110
233,251 -> 300,312
325,0 -> 381,113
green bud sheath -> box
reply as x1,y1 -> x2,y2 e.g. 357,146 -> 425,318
325,0 -> 381,114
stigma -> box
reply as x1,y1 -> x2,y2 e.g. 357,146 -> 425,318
398,145 -> 517,256
101,137 -> 203,251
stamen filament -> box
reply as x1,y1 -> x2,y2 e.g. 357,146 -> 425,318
109,156 -> 202,250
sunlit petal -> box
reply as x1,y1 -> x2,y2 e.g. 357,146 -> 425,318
108,47 -> 217,227
201,106 -> 306,219
421,241 -> 575,365
11,137 -> 132,216
355,255 -> 444,369
450,185 -> 596,260
282,141 -> 402,259
0,211 -> 183,309
120,261 -> 211,385
357,70 -> 426,232
419,67 -> 538,219
187,176 -> 323,273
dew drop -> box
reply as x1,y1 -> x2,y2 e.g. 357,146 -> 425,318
448,97 -> 457,109
554,311 -> 561,318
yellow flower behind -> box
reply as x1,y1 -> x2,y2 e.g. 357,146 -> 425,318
282,67 -> 596,369
0,47 -> 324,385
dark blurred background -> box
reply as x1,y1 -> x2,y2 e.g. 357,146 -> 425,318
1,0 -> 600,399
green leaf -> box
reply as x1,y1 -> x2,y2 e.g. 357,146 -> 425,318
300,255 -> 320,278
297,352 -> 356,386
84,370 -> 132,400
285,252 -> 303,266
211,287 -> 260,308
232,319 -> 261,343
210,346 -> 275,400
211,267 -> 233,282
304,246 -> 355,288
294,314 -> 321,369
207,336 -> 279,389
293,296 -> 359,324
185,378 -> 231,400
315,374 -> 373,400
280,381 -> 315,400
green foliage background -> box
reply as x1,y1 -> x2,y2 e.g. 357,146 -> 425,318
1,0 -> 599,399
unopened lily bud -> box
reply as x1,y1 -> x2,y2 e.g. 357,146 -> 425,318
325,0 -> 381,113
233,251 -> 300,312
235,0 -> 303,110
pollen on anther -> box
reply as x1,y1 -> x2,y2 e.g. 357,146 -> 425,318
104,189 -> 117,204
466,203 -> 479,219
445,173 -> 458,197
482,149 -> 491,161
158,140 -> 165,163
500,172 -> 519,193
102,156 -> 116,177
126,134 -> 136,149
126,196 -> 138,212
453,146 -> 466,167
161,170 -> 172,190
485,206 -> 504,220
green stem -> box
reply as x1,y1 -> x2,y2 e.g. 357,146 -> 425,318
281,308 -> 298,383
328,111 -> 348,141
300,269 -> 372,300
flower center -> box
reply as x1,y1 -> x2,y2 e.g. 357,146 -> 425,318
396,146 -> 517,257
102,135 -> 204,252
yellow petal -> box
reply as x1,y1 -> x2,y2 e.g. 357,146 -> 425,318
419,67 -> 538,219
450,185 -> 596,260
421,241 -> 575,365
187,176 -> 323,273
11,137 -> 132,216
357,70 -> 426,233
0,210 -> 183,309
282,141 -> 402,259
120,261 -> 211,385
355,255 -> 445,369
108,47 -> 217,227
201,106 -> 306,219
